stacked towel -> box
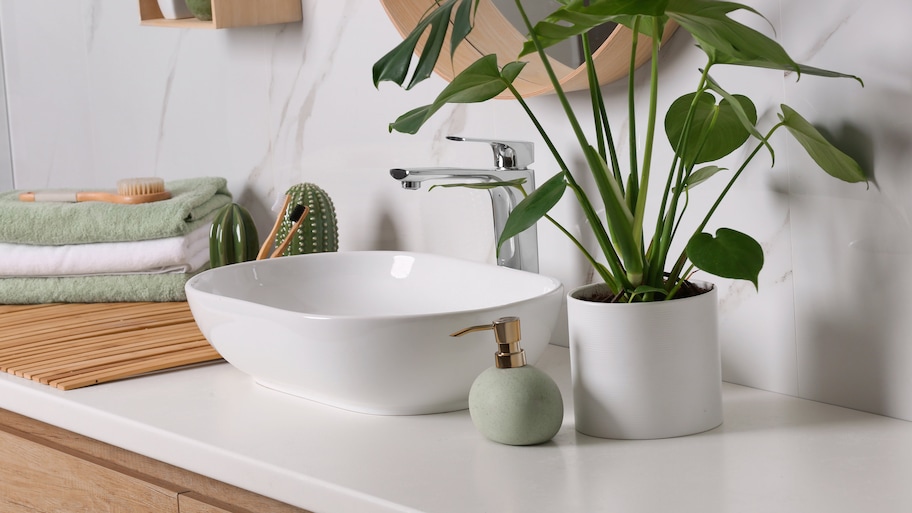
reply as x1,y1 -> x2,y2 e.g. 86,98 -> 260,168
0,274 -> 195,303
0,226 -> 211,277
0,177 -> 231,304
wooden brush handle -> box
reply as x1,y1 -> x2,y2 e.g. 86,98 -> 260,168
270,206 -> 310,258
256,194 -> 292,260
18,190 -> 171,204
18,191 -> 79,202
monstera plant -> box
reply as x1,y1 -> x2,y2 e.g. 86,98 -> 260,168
373,0 -> 866,303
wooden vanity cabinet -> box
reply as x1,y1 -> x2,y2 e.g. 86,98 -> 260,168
0,408 -> 310,513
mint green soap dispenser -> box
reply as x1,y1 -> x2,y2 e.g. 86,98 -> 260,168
451,317 -> 563,445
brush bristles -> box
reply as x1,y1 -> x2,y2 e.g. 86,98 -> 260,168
288,204 -> 306,223
117,177 -> 166,196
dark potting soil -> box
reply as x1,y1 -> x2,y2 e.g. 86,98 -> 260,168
580,280 -> 712,303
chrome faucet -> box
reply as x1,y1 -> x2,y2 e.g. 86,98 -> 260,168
390,136 -> 539,273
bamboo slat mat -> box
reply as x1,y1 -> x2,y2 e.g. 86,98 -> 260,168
0,302 -> 222,390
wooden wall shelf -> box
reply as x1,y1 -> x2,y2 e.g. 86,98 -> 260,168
138,0 -> 302,29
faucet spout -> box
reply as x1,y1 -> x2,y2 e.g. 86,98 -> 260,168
391,167 -> 508,190
389,166 -> 539,273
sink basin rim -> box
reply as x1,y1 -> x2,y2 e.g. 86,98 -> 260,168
185,250 -> 563,321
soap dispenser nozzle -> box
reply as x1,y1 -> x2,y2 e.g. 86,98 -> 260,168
451,316 -> 526,369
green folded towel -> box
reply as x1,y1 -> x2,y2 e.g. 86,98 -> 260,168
0,273 -> 197,304
0,177 -> 231,245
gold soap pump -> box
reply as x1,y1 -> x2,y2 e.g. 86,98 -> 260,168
451,316 -> 563,446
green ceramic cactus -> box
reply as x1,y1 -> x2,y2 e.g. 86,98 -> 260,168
275,183 -> 339,256
209,203 -> 260,268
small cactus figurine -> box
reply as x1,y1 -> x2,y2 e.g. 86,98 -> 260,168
275,183 -> 339,256
209,203 -> 260,268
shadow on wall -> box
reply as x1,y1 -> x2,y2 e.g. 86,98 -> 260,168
818,122 -> 878,186
797,103 -> 912,420
235,186 -> 275,242
371,209 -> 402,250
800,244 -> 903,419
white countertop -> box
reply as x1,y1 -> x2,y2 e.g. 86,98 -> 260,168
1,344 -> 911,513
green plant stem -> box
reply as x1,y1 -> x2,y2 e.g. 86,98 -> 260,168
512,0 -> 631,292
583,35 -> 608,163
505,85 -> 570,172
668,123 -> 784,281
566,178 -> 630,289
505,81 -> 627,293
664,116 -> 721,288
581,36 -> 623,194
666,104 -> 721,268
625,17 -> 641,213
493,64 -> 628,293
545,213 -> 618,290
648,64 -> 712,287
631,17 -> 662,262
665,262 -> 695,300
508,171 -> 618,291
695,123 -> 783,235
599,89 -> 624,189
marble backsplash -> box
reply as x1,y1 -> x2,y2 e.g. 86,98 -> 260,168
1,0 -> 910,420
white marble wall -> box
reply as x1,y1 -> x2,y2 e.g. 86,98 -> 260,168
1,0 -> 910,420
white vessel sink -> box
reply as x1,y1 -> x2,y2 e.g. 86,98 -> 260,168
185,251 -> 563,415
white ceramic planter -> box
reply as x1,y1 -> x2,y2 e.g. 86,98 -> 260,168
567,282 -> 722,439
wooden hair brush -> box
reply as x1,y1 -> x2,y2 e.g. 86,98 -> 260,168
18,178 -> 172,204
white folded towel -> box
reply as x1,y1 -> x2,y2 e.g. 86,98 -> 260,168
0,225 -> 211,278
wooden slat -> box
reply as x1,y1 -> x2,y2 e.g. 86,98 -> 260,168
0,312 -> 194,356
0,302 -> 222,390
0,318 -> 196,366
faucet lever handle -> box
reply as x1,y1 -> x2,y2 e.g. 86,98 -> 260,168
446,136 -> 534,170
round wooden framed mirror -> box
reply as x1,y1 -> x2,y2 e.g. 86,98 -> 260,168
379,0 -> 678,98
